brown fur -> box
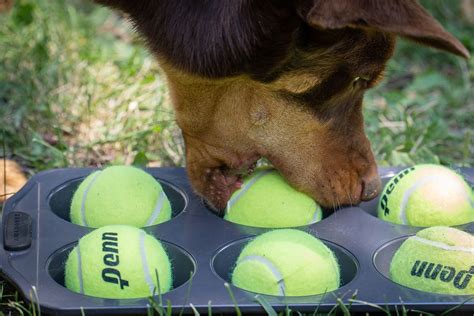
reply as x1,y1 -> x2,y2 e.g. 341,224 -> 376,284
0,0 -> 14,13
92,0 -> 469,212
0,160 -> 27,203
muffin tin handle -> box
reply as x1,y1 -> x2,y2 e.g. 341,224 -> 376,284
3,212 -> 32,251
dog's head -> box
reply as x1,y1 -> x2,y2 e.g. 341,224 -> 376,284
96,0 -> 469,211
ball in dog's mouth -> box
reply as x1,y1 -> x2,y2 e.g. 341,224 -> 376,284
203,162 -> 259,215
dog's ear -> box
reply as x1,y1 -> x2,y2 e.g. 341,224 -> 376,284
296,0 -> 470,58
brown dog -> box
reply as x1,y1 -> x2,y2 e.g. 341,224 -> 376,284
93,0 -> 469,213
3,1 -> 469,210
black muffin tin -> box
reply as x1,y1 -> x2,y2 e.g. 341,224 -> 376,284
1,167 -> 473,315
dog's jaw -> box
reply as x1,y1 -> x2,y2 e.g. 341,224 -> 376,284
183,131 -> 261,211
162,62 -> 383,212
161,66 -> 263,211
200,160 -> 260,212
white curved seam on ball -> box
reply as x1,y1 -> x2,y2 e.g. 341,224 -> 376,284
411,236 -> 474,253
80,171 -> 102,226
146,190 -> 166,226
76,242 -> 84,294
139,231 -> 157,295
399,175 -> 440,224
226,169 -> 273,213
326,249 -> 340,285
238,255 -> 285,296
455,176 -> 474,209
310,205 -> 321,224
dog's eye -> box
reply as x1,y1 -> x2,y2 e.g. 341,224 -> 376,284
352,76 -> 371,89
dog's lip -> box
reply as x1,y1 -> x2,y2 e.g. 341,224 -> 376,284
225,160 -> 258,178
360,177 -> 382,201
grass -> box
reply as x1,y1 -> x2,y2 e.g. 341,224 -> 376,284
1,278 -> 471,316
364,0 -> 474,167
0,0 -> 473,314
0,0 -> 183,175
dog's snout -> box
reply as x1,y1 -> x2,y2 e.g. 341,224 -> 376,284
361,174 -> 382,201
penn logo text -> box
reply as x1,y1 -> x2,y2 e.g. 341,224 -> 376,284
379,167 -> 415,216
410,260 -> 474,290
101,232 -> 129,289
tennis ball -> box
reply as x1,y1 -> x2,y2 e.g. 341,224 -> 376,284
231,229 -> 340,296
224,168 -> 322,228
70,166 -> 172,228
378,164 -> 474,226
390,226 -> 474,295
65,225 -> 172,298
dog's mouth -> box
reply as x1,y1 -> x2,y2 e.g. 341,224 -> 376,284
226,160 -> 258,179
203,160 -> 260,214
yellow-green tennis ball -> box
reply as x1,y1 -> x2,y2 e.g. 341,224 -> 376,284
70,166 -> 172,228
224,168 -> 322,228
65,225 -> 172,298
231,229 -> 340,296
378,164 -> 474,226
390,226 -> 474,295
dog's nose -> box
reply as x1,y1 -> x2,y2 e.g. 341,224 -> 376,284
361,174 -> 382,201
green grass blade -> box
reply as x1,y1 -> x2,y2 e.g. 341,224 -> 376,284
348,299 -> 390,315
409,309 -> 433,315
154,268 -> 163,307
326,302 -> 339,316
224,282 -> 241,316
29,286 -> 40,316
394,304 -> 400,316
7,301 -> 28,316
207,300 -> 212,316
346,289 -> 358,311
440,296 -> 474,316
336,297 -> 351,316
148,296 -> 164,316
190,303 -> 200,316
147,304 -> 154,316
311,290 -> 327,316
178,270 -> 194,316
254,295 -> 277,316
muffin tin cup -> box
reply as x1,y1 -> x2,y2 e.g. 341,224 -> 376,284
1,167 -> 473,315
211,236 -> 359,295
47,240 -> 196,298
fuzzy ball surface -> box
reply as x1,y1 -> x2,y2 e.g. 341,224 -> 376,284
70,165 -> 172,228
231,229 -> 340,296
377,164 -> 474,226
65,225 -> 172,298
390,226 -> 474,295
224,168 -> 322,228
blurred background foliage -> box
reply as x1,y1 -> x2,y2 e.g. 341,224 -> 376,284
0,0 -> 473,180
